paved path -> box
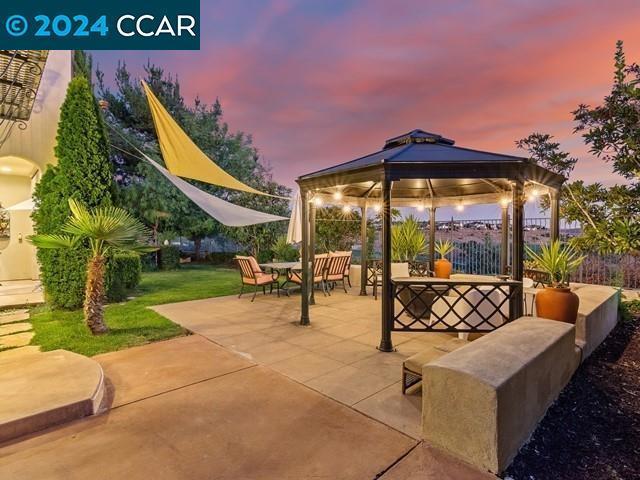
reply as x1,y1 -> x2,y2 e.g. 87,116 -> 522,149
0,309 -> 37,352
0,335 -> 492,479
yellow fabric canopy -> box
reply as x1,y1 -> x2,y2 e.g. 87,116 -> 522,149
142,81 -> 284,198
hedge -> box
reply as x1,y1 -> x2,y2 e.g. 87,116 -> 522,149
105,254 -> 142,302
159,245 -> 180,270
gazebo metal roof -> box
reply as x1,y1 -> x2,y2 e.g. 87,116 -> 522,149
297,129 -> 565,207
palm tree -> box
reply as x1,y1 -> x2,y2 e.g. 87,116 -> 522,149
30,199 -> 155,335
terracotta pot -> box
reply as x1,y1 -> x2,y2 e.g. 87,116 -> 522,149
535,286 -> 580,324
434,258 -> 452,279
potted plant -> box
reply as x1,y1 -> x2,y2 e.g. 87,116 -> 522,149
391,215 -> 426,263
525,240 -> 585,323
434,239 -> 454,278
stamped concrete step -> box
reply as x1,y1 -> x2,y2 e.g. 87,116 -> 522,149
0,346 -> 40,362
0,323 -> 32,337
0,349 -> 105,444
0,332 -> 34,349
0,311 -> 29,325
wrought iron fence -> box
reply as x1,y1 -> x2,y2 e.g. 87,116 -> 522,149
392,278 -> 522,333
361,216 -> 639,289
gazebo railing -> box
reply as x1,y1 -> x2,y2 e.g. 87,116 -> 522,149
391,278 -> 522,333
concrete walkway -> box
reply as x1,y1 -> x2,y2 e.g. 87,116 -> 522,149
0,335 -> 492,479
0,309 -> 36,352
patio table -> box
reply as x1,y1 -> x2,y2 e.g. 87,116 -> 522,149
260,262 -> 301,296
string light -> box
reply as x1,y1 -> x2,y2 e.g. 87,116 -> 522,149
416,203 -> 425,212
333,191 -> 343,201
373,204 -> 381,213
313,196 -> 323,207
455,203 -> 465,212
342,204 -> 351,214
500,197 -> 510,208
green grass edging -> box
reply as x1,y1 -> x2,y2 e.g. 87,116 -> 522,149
29,265 -> 240,357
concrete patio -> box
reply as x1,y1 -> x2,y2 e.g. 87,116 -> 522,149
0,335 -> 493,479
152,287 -> 467,440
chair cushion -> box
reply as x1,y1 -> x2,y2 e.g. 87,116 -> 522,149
248,256 -> 262,273
243,273 -> 274,285
403,339 -> 469,374
326,273 -> 344,281
404,347 -> 446,375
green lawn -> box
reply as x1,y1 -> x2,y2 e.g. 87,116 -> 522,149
30,265 -> 240,357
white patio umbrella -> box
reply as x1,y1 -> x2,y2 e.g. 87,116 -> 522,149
286,189 -> 302,244
6,198 -> 35,211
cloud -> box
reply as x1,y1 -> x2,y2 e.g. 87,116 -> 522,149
93,0 -> 640,189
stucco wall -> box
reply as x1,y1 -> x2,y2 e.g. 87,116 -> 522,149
0,176 -> 37,280
0,50 -> 72,170
0,50 -> 72,281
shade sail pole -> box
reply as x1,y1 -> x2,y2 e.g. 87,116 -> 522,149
300,189 -> 310,326
359,204 -> 368,296
379,176 -> 394,352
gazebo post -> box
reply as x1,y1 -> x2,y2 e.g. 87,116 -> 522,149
300,189 -> 310,326
500,203 -> 509,275
379,176 -> 394,352
429,206 -> 436,272
309,202 -> 316,306
550,188 -> 560,242
359,204 -> 368,296
511,180 -> 524,319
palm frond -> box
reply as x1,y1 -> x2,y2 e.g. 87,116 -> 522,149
29,234 -> 79,249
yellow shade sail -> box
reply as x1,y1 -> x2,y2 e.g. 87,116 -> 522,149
142,80 -> 285,198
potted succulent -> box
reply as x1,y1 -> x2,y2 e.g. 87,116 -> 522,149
525,240 -> 585,324
434,239 -> 454,278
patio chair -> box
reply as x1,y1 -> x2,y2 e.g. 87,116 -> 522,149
324,252 -> 352,294
288,254 -> 331,295
373,262 -> 412,300
402,337 -> 469,394
331,250 -> 353,287
235,256 -> 280,302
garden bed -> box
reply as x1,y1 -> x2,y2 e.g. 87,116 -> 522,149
504,302 -> 640,480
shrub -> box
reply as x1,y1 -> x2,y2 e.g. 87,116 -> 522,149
32,75 -> 114,309
159,245 -> 180,270
270,235 -> 298,262
206,252 -> 236,265
105,254 -> 142,301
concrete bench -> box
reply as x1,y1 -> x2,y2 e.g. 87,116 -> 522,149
571,284 -> 620,359
421,317 -> 580,474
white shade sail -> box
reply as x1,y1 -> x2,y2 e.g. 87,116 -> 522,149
140,151 -> 288,227
286,189 -> 302,244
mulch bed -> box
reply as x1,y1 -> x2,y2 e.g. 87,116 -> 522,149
504,309 -> 640,480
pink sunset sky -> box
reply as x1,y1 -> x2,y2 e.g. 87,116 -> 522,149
93,0 -> 640,217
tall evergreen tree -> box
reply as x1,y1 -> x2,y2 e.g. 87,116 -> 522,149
32,76 -> 114,308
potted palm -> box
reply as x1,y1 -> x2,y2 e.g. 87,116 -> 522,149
525,240 -> 585,323
30,199 -> 155,335
391,215 -> 426,263
434,239 -> 454,278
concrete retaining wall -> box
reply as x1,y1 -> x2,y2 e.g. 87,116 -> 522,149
422,317 -> 580,474
572,284 -> 620,359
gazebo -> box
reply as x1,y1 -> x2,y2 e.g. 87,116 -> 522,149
296,130 -> 565,351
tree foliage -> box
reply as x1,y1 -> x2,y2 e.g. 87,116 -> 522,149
573,40 -> 640,180
515,132 -> 577,178
32,75 -> 114,308
97,62 -> 290,258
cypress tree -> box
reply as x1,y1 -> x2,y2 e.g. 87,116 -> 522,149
32,76 -> 114,308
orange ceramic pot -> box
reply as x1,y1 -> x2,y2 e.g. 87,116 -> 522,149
535,286 -> 580,324
434,258 -> 452,279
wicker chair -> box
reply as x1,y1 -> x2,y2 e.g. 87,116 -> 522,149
288,254 -> 331,295
235,256 -> 280,302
